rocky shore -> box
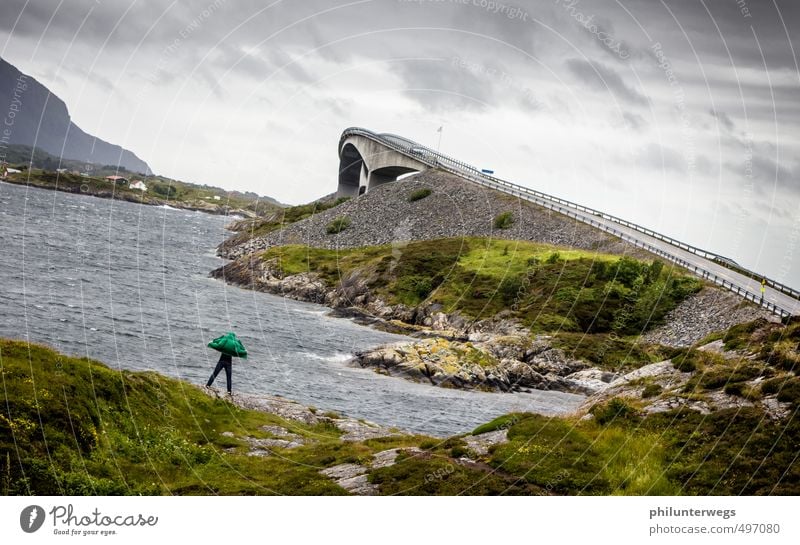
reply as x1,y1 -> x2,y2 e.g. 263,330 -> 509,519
212,254 -> 621,395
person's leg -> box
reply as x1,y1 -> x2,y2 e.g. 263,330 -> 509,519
224,361 -> 232,393
207,360 -> 224,387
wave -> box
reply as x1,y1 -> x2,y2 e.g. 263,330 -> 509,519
292,308 -> 328,316
295,351 -> 352,364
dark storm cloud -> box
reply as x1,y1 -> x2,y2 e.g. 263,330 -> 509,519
623,0 -> 800,71
565,58 -> 648,106
724,138 -> 800,194
709,108 -> 734,131
396,57 -> 495,112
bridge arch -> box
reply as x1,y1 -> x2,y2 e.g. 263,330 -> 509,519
337,132 -> 431,197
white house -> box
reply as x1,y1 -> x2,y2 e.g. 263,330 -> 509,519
129,180 -> 148,192
213,195 -> 221,201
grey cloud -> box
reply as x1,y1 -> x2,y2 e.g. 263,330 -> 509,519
622,111 -> 646,131
635,142 -> 688,174
396,58 -> 495,113
709,108 -> 734,131
566,58 -> 648,106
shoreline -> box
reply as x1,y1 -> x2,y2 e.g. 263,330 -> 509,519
209,254 -> 614,396
0,177 -> 254,217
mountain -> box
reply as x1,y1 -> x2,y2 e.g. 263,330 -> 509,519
0,57 -> 150,174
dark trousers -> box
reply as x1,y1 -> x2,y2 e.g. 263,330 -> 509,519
207,358 -> 232,393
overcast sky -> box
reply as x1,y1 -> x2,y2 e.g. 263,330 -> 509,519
1,0 -> 799,287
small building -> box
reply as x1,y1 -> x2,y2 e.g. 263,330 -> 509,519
129,180 -> 147,191
56,168 -> 68,173
105,175 -> 129,185
213,195 -> 221,201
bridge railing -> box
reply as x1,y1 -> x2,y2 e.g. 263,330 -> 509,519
341,127 -> 800,316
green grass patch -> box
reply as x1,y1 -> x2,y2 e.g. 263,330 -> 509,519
493,211 -> 515,229
326,216 -> 352,234
407,188 -> 432,202
0,340 -> 407,495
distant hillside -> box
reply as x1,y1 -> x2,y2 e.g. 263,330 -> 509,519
0,57 -> 150,174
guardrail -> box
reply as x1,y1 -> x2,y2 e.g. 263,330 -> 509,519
341,127 -> 798,318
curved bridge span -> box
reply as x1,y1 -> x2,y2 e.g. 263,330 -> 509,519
337,127 -> 799,318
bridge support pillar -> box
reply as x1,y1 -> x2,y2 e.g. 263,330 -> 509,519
367,170 -> 396,191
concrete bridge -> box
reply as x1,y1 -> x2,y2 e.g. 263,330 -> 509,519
336,127 -> 800,318
337,130 -> 436,197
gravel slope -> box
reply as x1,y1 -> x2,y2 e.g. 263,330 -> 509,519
219,170 -> 644,259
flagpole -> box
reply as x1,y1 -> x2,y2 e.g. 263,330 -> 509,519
436,126 -> 443,154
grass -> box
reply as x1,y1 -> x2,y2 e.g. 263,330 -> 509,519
493,211 -> 514,229
407,188 -> 432,202
260,237 -> 702,336
326,216 -> 351,234
0,339 -> 417,495
3,338 -> 798,495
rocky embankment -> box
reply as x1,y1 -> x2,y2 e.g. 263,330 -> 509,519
642,287 -> 776,347
354,336 -> 614,394
577,338 -> 793,421
211,243 -> 773,396
218,170 -> 643,259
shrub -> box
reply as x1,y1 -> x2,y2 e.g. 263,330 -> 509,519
642,383 -> 663,398
326,216 -> 351,234
493,211 -> 514,230
672,350 -> 699,372
545,251 -> 561,264
591,398 -> 638,425
408,188 -> 433,202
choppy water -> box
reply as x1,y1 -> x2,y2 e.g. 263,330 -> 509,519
0,181 -> 583,436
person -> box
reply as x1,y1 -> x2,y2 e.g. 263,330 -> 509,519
206,352 -> 233,395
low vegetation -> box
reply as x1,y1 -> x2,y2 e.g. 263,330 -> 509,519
407,188 -> 433,202
326,216 -> 352,234
2,338 -> 798,495
0,339 -> 424,495
493,211 -> 514,230
222,197 -> 350,247
262,237 -> 703,335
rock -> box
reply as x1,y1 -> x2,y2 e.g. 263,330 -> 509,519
463,429 -> 509,457
579,360 -> 693,413
320,463 -> 367,481
642,288 -> 776,348
334,419 -> 407,442
371,447 -> 424,469
642,396 -> 710,415
760,395 -> 792,420
320,463 -> 378,495
562,369 -> 615,395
